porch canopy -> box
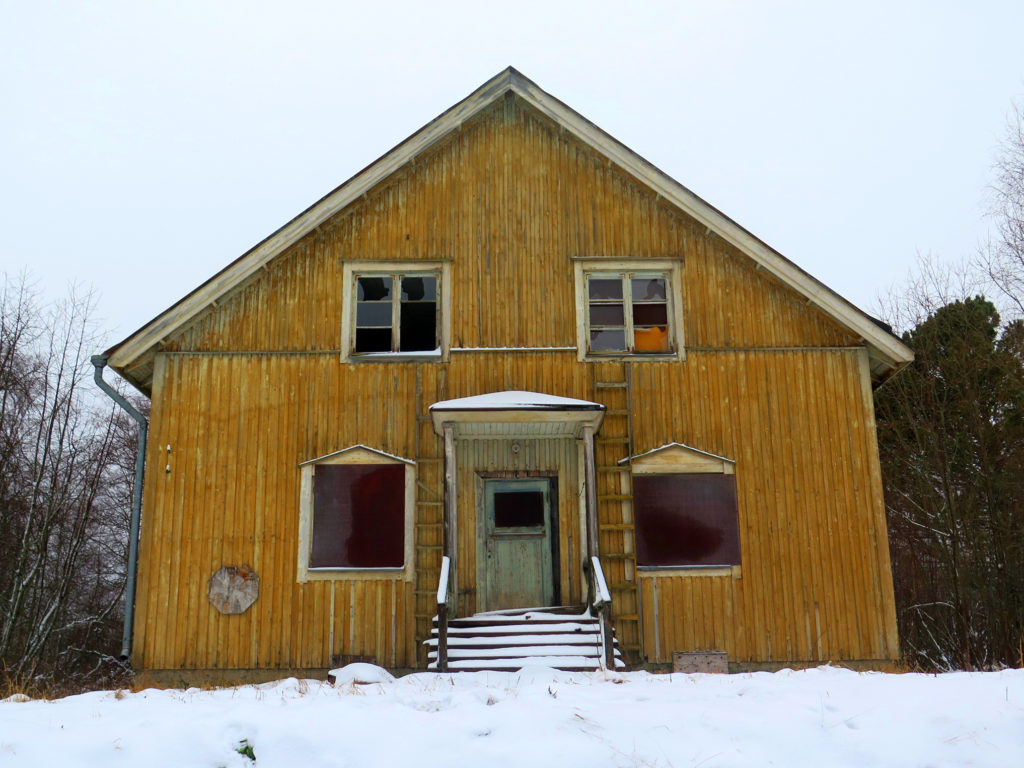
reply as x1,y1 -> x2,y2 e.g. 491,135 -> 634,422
429,390 -> 605,438
428,391 -> 607,615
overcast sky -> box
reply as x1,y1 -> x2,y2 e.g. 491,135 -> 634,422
3,1 -> 1023,344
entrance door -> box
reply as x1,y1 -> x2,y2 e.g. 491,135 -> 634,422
481,478 -> 556,611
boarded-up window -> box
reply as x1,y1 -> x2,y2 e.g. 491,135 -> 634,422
634,474 -> 740,567
311,464 -> 405,568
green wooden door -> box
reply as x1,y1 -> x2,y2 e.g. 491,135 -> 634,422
482,479 -> 556,611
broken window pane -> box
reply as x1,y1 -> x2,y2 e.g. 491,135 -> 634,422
355,327 -> 391,352
399,302 -> 437,351
633,326 -> 670,352
590,328 -> 627,352
311,464 -> 405,568
634,474 -> 740,567
401,276 -> 436,301
357,276 -> 392,302
493,491 -> 545,528
632,303 -> 668,326
588,278 -> 623,300
356,302 -> 392,326
632,277 -> 666,301
589,303 -> 625,326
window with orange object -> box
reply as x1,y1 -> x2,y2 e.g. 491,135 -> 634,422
585,272 -> 674,355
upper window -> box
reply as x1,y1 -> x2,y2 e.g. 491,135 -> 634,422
341,261 -> 451,362
588,273 -> 671,354
297,445 -> 415,581
573,259 -> 684,360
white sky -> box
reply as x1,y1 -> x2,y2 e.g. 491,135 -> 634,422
2,1 -> 1023,343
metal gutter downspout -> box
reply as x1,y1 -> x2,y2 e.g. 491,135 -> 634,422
91,355 -> 148,661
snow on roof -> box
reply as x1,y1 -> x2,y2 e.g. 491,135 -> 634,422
430,391 -> 603,411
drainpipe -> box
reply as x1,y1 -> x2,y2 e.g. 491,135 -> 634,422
91,355 -> 148,661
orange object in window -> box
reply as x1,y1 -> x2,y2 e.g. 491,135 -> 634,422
633,325 -> 669,352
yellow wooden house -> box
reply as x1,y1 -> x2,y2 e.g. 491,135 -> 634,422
101,68 -> 912,683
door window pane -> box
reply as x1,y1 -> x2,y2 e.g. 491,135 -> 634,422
493,491 -> 545,528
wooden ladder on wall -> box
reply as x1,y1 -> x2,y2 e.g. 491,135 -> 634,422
413,368 -> 447,666
590,361 -> 642,664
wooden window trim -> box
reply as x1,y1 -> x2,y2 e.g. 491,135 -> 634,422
625,443 -> 740,578
340,260 -> 452,363
297,446 -> 415,582
573,259 -> 685,362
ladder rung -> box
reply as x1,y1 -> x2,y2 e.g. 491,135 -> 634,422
600,553 -> 636,561
598,494 -> 632,501
416,457 -> 443,463
594,382 -> 628,388
596,437 -> 629,444
416,501 -> 443,506
606,409 -> 630,415
610,584 -> 637,591
599,524 -> 635,531
597,466 -> 630,472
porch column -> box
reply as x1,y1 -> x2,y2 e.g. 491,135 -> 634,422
442,423 -> 457,614
582,424 -> 599,560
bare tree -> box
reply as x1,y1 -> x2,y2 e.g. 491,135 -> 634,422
0,275 -> 132,690
981,101 -> 1024,319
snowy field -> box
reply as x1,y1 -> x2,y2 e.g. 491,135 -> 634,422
1,665 -> 1022,767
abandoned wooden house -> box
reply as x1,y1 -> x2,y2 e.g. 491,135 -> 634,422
98,67 -> 913,683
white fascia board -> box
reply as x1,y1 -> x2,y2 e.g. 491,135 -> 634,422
107,67 -> 911,377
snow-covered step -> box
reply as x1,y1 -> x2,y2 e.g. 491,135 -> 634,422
439,621 -> 599,635
431,656 -> 608,671
425,632 -> 602,647
428,648 -> 622,663
428,606 -> 625,672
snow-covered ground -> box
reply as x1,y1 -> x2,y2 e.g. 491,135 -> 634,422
1,665 -> 1022,767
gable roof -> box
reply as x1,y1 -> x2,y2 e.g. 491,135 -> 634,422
105,67 -> 912,392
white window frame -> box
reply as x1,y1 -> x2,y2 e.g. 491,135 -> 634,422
572,258 -> 684,361
341,260 -> 452,363
297,445 -> 415,582
622,442 -> 741,578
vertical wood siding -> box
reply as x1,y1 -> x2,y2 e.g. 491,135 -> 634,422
134,93 -> 896,673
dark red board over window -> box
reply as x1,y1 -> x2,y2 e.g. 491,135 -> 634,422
634,474 -> 740,567
311,464 -> 404,568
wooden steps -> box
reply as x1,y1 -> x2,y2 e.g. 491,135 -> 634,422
427,608 -> 625,672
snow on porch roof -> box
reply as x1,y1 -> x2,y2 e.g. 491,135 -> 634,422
430,391 -> 605,438
430,391 -> 604,411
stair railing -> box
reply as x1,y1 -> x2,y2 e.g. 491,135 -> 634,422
436,555 -> 451,672
588,556 -> 615,670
